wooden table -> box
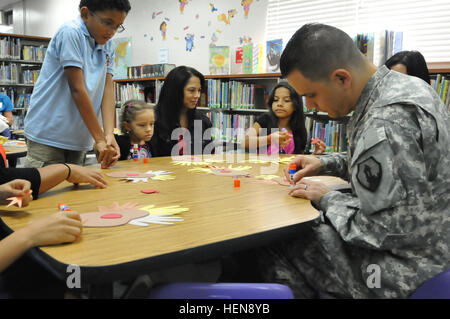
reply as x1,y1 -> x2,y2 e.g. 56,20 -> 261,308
0,155 -> 346,293
3,140 -> 27,167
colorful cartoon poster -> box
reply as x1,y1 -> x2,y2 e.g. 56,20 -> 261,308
209,46 -> 230,75
236,47 -> 243,64
217,9 -> 237,25
112,37 -> 132,79
242,44 -> 253,74
241,0 -> 253,18
185,34 -> 195,52
253,43 -> 264,74
160,21 -> 167,40
231,46 -> 243,74
179,0 -> 188,14
209,3 -> 218,13
266,39 -> 283,73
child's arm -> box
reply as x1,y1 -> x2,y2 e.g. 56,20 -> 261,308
2,111 -> 13,126
100,74 -> 121,167
37,164 -> 107,193
0,211 -> 82,272
243,122 -> 269,150
243,123 -> 290,150
64,67 -> 117,167
312,139 -> 326,155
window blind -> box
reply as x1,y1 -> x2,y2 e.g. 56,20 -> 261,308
266,0 -> 450,64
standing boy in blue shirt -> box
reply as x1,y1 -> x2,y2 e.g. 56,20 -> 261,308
24,0 -> 131,168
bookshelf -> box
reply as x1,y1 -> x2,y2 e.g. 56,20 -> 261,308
113,61 -> 450,153
0,32 -> 50,130
427,62 -> 450,111
114,72 -> 352,153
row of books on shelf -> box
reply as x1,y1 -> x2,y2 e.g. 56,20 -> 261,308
11,113 -> 25,130
207,111 -> 256,144
207,79 -> 266,110
2,89 -> 32,110
0,36 -> 21,60
353,30 -> 403,66
431,74 -> 450,110
126,64 -> 176,79
305,117 -> 348,153
0,62 -> 19,84
115,80 -> 165,105
0,63 -> 41,85
206,111 -> 348,153
22,69 -> 40,84
114,82 -> 145,102
0,37 -> 47,62
22,45 -> 47,62
15,93 -> 32,109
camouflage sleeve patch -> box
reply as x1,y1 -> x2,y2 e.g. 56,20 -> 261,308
350,127 -> 407,214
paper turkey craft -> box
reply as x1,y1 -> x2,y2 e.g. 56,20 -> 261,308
80,202 -> 148,227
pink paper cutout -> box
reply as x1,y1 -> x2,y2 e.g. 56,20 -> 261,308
141,189 -> 160,194
101,214 -> 123,219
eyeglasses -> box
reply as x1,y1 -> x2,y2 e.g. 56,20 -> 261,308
90,11 -> 125,33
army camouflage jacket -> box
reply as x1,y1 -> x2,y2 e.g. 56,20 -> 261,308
317,66 -> 450,298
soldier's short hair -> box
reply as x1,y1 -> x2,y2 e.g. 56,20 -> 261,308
280,23 -> 366,81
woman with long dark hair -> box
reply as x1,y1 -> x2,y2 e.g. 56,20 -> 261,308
151,66 -> 214,157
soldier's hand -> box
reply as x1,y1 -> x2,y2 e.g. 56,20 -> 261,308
284,155 -> 322,183
288,179 -> 332,204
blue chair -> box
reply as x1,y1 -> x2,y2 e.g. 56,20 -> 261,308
148,282 -> 294,299
410,269 -> 450,299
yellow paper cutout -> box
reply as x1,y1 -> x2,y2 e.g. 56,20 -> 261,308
254,175 -> 279,180
171,161 -> 208,166
151,175 -> 175,181
188,167 -> 213,174
227,165 -> 252,171
140,205 -> 189,216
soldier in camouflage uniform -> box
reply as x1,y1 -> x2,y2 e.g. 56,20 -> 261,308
256,23 -> 450,298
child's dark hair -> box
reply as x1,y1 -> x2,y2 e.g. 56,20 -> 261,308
120,100 -> 154,134
385,50 -> 431,84
79,0 -> 131,13
267,82 -> 308,153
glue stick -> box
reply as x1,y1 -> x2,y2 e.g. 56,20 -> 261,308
133,144 -> 139,161
58,203 -> 72,212
289,164 -> 297,188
